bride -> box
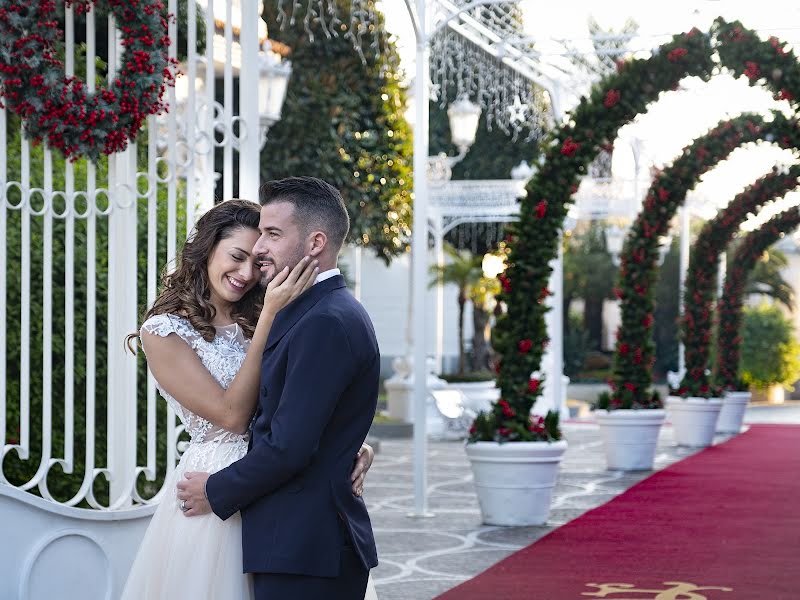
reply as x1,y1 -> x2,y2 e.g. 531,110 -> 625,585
122,199 -> 378,599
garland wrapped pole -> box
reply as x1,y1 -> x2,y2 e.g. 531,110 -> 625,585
716,207 -> 800,389
474,28 -> 715,441
678,166 -> 800,397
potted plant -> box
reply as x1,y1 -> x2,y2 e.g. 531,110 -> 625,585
428,245 -> 484,376
431,249 -> 503,414
466,406 -> 565,526
739,303 -> 800,405
592,216 -> 668,471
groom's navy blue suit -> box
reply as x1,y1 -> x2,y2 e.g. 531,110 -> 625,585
206,274 -> 379,599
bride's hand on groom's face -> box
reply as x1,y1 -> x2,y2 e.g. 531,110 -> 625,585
351,443 -> 374,497
262,256 -> 319,315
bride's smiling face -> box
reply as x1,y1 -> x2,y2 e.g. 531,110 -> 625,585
206,227 -> 262,308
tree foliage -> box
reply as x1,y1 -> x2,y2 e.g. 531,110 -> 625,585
740,303 -> 800,390
563,221 -> 616,350
261,0 -> 412,263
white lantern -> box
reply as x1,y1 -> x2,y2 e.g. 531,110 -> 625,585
259,47 -> 292,129
447,96 -> 481,153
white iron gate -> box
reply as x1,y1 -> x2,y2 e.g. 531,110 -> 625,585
1,1 -> 263,597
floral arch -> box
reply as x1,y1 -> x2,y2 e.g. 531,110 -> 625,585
716,207 -> 800,389
478,18 -> 800,439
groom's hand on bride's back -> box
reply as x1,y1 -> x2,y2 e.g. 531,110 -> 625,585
177,471 -> 212,517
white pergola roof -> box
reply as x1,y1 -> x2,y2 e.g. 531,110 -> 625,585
428,179 -> 525,234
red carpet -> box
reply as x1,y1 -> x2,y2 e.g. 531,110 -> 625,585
436,425 -> 799,600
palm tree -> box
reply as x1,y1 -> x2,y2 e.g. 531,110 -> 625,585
468,275 -> 501,372
429,245 -> 484,374
744,248 -> 794,310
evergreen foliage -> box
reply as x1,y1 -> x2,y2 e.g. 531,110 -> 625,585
261,0 -> 412,263
740,303 -> 800,390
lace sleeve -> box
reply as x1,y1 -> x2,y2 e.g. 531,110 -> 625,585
141,314 -> 203,350
139,314 -> 200,425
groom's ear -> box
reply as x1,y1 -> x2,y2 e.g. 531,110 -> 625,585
307,230 -> 327,257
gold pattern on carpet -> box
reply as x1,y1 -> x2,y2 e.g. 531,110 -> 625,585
582,582 -> 733,599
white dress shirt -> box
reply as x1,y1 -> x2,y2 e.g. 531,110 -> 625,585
314,267 -> 341,285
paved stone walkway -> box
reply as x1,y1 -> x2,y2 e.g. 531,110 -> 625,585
365,422 -> 722,600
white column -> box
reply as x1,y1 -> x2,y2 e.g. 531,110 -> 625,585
106,19 -> 138,507
550,233 -> 567,420
107,148 -> 138,506
541,238 -> 565,418
434,214 -> 445,374
352,245 -> 363,301
411,0 -> 431,518
678,204 -> 690,375
238,0 -> 260,201
717,250 -> 726,298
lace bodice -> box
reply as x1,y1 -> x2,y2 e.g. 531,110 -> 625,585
141,313 -> 252,448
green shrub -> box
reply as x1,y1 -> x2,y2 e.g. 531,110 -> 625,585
740,303 -> 800,390
563,312 -> 589,378
439,371 -> 496,384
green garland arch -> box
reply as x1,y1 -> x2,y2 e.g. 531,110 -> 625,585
716,207 -> 800,389
472,18 -> 799,441
678,166 -> 800,397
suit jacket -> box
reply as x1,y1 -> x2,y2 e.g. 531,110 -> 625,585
205,274 -> 380,577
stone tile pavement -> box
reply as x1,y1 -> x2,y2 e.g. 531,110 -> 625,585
365,421 -> 729,600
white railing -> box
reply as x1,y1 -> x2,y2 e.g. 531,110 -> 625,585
1,0 -> 261,510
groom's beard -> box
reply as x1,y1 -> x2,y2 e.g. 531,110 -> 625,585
259,244 -> 308,286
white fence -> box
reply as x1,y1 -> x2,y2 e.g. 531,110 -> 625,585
1,1 -> 262,596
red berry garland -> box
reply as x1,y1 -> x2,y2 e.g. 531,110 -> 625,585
716,207 -> 800,390
0,0 -> 176,162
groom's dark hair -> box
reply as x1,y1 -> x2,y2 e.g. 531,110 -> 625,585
259,176 -> 350,251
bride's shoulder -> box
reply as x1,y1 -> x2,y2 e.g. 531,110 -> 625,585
140,312 -> 194,339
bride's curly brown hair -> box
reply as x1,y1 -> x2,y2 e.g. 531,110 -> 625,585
127,199 -> 264,350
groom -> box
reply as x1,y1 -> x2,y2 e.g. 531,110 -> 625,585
178,176 -> 379,599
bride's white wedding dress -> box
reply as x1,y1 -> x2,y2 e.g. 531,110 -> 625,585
121,314 -> 378,600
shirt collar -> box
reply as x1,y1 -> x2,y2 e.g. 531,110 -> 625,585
314,267 -> 341,285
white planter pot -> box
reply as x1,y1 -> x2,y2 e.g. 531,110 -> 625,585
465,440 -> 567,526
716,391 -> 751,434
444,380 -> 499,415
594,409 -> 666,471
666,396 -> 723,447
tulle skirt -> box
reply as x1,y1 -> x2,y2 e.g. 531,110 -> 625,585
121,441 -> 254,599
121,440 -> 378,599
